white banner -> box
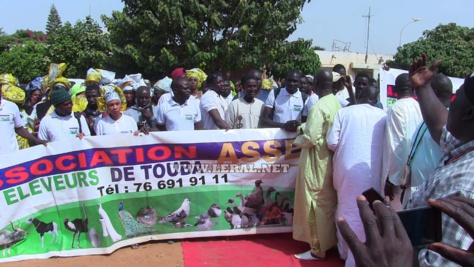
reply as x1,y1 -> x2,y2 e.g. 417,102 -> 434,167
0,129 -> 299,262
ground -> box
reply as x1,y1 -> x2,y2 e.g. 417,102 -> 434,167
2,241 -> 184,267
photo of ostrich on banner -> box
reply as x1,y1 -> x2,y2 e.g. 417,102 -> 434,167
379,67 -> 463,110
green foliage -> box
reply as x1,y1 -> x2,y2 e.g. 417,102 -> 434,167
389,23 -> 474,78
46,4 -> 62,35
46,17 -> 111,78
0,41 -> 50,83
102,0 -> 312,80
266,39 -> 321,78
0,30 -> 46,53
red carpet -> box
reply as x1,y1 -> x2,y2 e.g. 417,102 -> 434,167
182,233 -> 343,267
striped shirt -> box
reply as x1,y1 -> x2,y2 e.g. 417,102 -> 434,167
409,127 -> 474,267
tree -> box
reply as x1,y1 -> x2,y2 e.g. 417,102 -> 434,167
46,4 -> 62,35
102,0 -> 313,80
0,41 -> 50,83
388,23 -> 474,78
47,16 -> 111,78
267,39 -> 322,78
0,29 -> 46,54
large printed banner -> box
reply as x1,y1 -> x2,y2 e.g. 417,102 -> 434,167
379,67 -> 464,110
0,129 -> 299,262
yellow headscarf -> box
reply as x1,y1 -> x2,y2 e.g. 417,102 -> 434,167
0,73 -> 18,86
70,83 -> 88,112
97,84 -> 127,112
2,84 -> 25,105
43,63 -> 68,91
86,72 -> 102,83
186,68 -> 207,90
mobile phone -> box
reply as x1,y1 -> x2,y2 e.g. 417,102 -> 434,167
397,206 -> 442,246
362,188 -> 384,209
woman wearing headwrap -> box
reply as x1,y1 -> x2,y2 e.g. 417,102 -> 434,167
186,68 -> 207,100
70,83 -> 88,112
95,85 -> 139,135
24,77 -> 44,115
153,76 -> 172,105
2,84 -> 31,149
0,82 -> 46,154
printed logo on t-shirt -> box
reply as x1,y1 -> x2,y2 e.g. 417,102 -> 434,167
293,104 -> 302,112
121,130 -> 132,133
0,115 -> 12,122
184,114 -> 193,121
69,127 -> 79,135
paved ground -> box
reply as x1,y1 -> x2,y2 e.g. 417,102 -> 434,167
2,241 -> 184,267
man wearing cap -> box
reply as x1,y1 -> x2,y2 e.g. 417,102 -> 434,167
407,54 -> 474,266
38,89 -> 90,142
0,83 -> 46,155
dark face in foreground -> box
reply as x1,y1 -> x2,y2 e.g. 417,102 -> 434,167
447,87 -> 470,140
55,100 -> 73,116
221,80 -> 232,98
173,79 -> 192,102
30,89 -> 42,105
244,79 -> 258,100
86,89 -> 100,107
286,72 -> 301,94
136,88 -> 151,108
107,99 -> 122,117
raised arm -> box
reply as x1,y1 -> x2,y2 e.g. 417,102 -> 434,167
409,53 -> 447,144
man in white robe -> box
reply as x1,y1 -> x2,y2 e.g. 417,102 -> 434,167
382,73 -> 423,210
327,85 -> 386,267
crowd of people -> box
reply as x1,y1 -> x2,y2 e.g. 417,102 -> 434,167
0,53 -> 473,266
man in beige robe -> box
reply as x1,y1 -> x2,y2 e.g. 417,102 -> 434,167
293,69 -> 342,260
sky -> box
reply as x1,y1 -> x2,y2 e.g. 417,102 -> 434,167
1,0 -> 473,56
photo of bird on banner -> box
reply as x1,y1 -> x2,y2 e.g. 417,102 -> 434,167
159,198 -> 192,228
0,221 -> 28,256
194,203 -> 221,231
118,201 -> 158,238
63,203 -> 89,249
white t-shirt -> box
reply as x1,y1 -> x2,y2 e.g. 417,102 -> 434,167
200,90 -> 227,130
38,111 -> 91,142
226,98 -> 264,129
0,99 -> 23,155
305,93 -> 320,113
156,97 -> 201,131
95,114 -> 138,135
264,88 -> 308,123
158,92 -> 173,106
335,94 -> 349,107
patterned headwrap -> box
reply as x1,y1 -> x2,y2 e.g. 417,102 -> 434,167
186,68 -> 207,90
26,77 -> 43,92
153,77 -> 172,93
97,84 -> 127,112
2,84 -> 25,104
86,72 -> 102,84
70,83 -> 88,112
0,73 -> 19,86
52,77 -> 71,91
261,77 -> 278,91
43,63 -> 67,91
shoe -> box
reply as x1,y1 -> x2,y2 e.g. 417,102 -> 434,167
294,250 -> 324,261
